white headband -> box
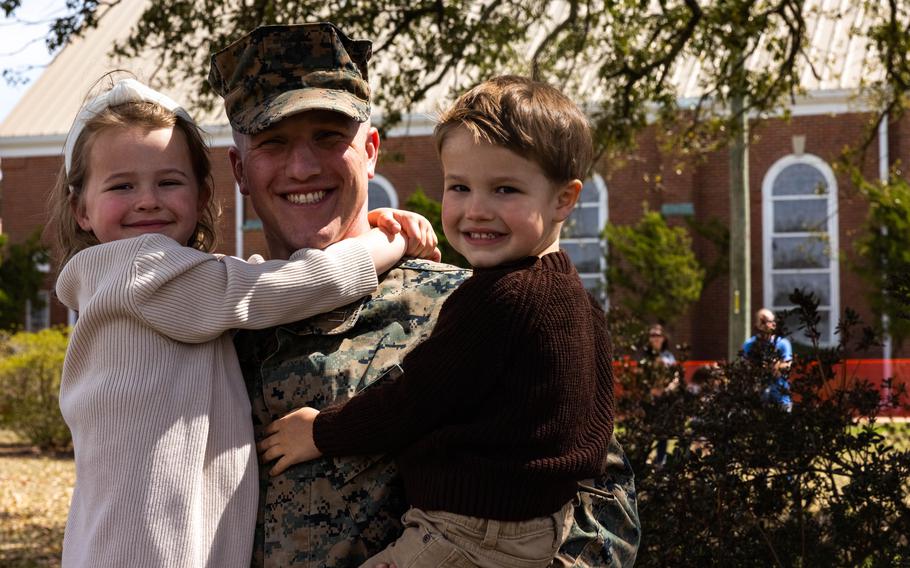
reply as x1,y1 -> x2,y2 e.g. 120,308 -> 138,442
64,78 -> 193,178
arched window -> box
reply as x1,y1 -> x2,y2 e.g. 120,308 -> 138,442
561,174 -> 608,301
367,174 -> 399,210
762,155 -> 839,345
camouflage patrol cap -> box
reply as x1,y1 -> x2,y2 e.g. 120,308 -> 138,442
208,23 -> 372,134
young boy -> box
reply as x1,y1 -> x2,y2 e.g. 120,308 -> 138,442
257,75 -> 615,567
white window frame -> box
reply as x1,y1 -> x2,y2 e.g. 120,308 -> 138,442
25,290 -> 51,332
368,174 -> 399,210
761,154 -> 840,345
562,174 -> 608,303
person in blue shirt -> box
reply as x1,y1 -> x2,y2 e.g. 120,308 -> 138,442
743,308 -> 793,411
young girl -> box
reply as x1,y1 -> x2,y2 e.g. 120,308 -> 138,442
50,78 -> 437,568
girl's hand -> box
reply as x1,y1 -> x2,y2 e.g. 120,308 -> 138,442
368,208 -> 441,262
257,407 -> 322,476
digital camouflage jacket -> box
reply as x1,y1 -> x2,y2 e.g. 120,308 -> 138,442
235,259 -> 640,567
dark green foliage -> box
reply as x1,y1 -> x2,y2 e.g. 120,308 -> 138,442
612,290 -> 910,566
0,232 -> 51,331
853,171 -> 910,346
0,327 -> 71,450
605,207 -> 704,325
402,188 -> 468,268
685,215 -> 730,287
8,1 -> 910,158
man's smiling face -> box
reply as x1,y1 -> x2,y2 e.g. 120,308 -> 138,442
230,110 -> 378,259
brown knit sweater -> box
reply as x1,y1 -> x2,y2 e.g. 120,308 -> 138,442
314,250 -> 614,521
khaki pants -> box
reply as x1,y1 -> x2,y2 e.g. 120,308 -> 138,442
360,502 -> 574,568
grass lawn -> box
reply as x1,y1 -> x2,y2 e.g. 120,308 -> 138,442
868,417 -> 910,451
0,430 -> 73,568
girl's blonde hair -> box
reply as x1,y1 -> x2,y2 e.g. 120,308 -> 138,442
49,98 -> 218,266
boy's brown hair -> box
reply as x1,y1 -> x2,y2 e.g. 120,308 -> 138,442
49,101 -> 218,265
434,75 -> 593,184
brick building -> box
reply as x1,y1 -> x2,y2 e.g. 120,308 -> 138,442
0,1 -> 905,363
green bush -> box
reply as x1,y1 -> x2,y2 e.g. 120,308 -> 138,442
611,290 -> 910,566
605,206 -> 705,325
0,231 -> 51,331
0,328 -> 71,450
853,171 -> 910,346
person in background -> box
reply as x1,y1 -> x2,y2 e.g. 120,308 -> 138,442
743,308 -> 793,411
642,323 -> 676,367
641,323 -> 678,467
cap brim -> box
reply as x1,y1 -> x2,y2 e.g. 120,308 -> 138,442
232,88 -> 370,134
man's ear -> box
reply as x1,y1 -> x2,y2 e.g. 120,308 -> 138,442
228,146 -> 248,196
365,126 -> 380,179
553,179 -> 583,221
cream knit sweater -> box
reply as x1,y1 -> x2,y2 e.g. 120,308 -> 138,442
55,234 -> 378,568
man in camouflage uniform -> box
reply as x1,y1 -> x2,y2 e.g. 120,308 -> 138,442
210,22 -> 640,567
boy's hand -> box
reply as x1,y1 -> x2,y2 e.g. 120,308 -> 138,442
257,407 -> 322,476
368,208 -> 441,262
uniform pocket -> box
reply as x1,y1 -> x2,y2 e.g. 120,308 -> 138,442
326,366 -> 407,534
330,364 -> 404,486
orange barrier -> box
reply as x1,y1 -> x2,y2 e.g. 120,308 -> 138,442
823,359 -> 910,417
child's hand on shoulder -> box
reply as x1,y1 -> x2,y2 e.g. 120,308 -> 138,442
368,208 -> 441,262
257,406 -> 322,476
